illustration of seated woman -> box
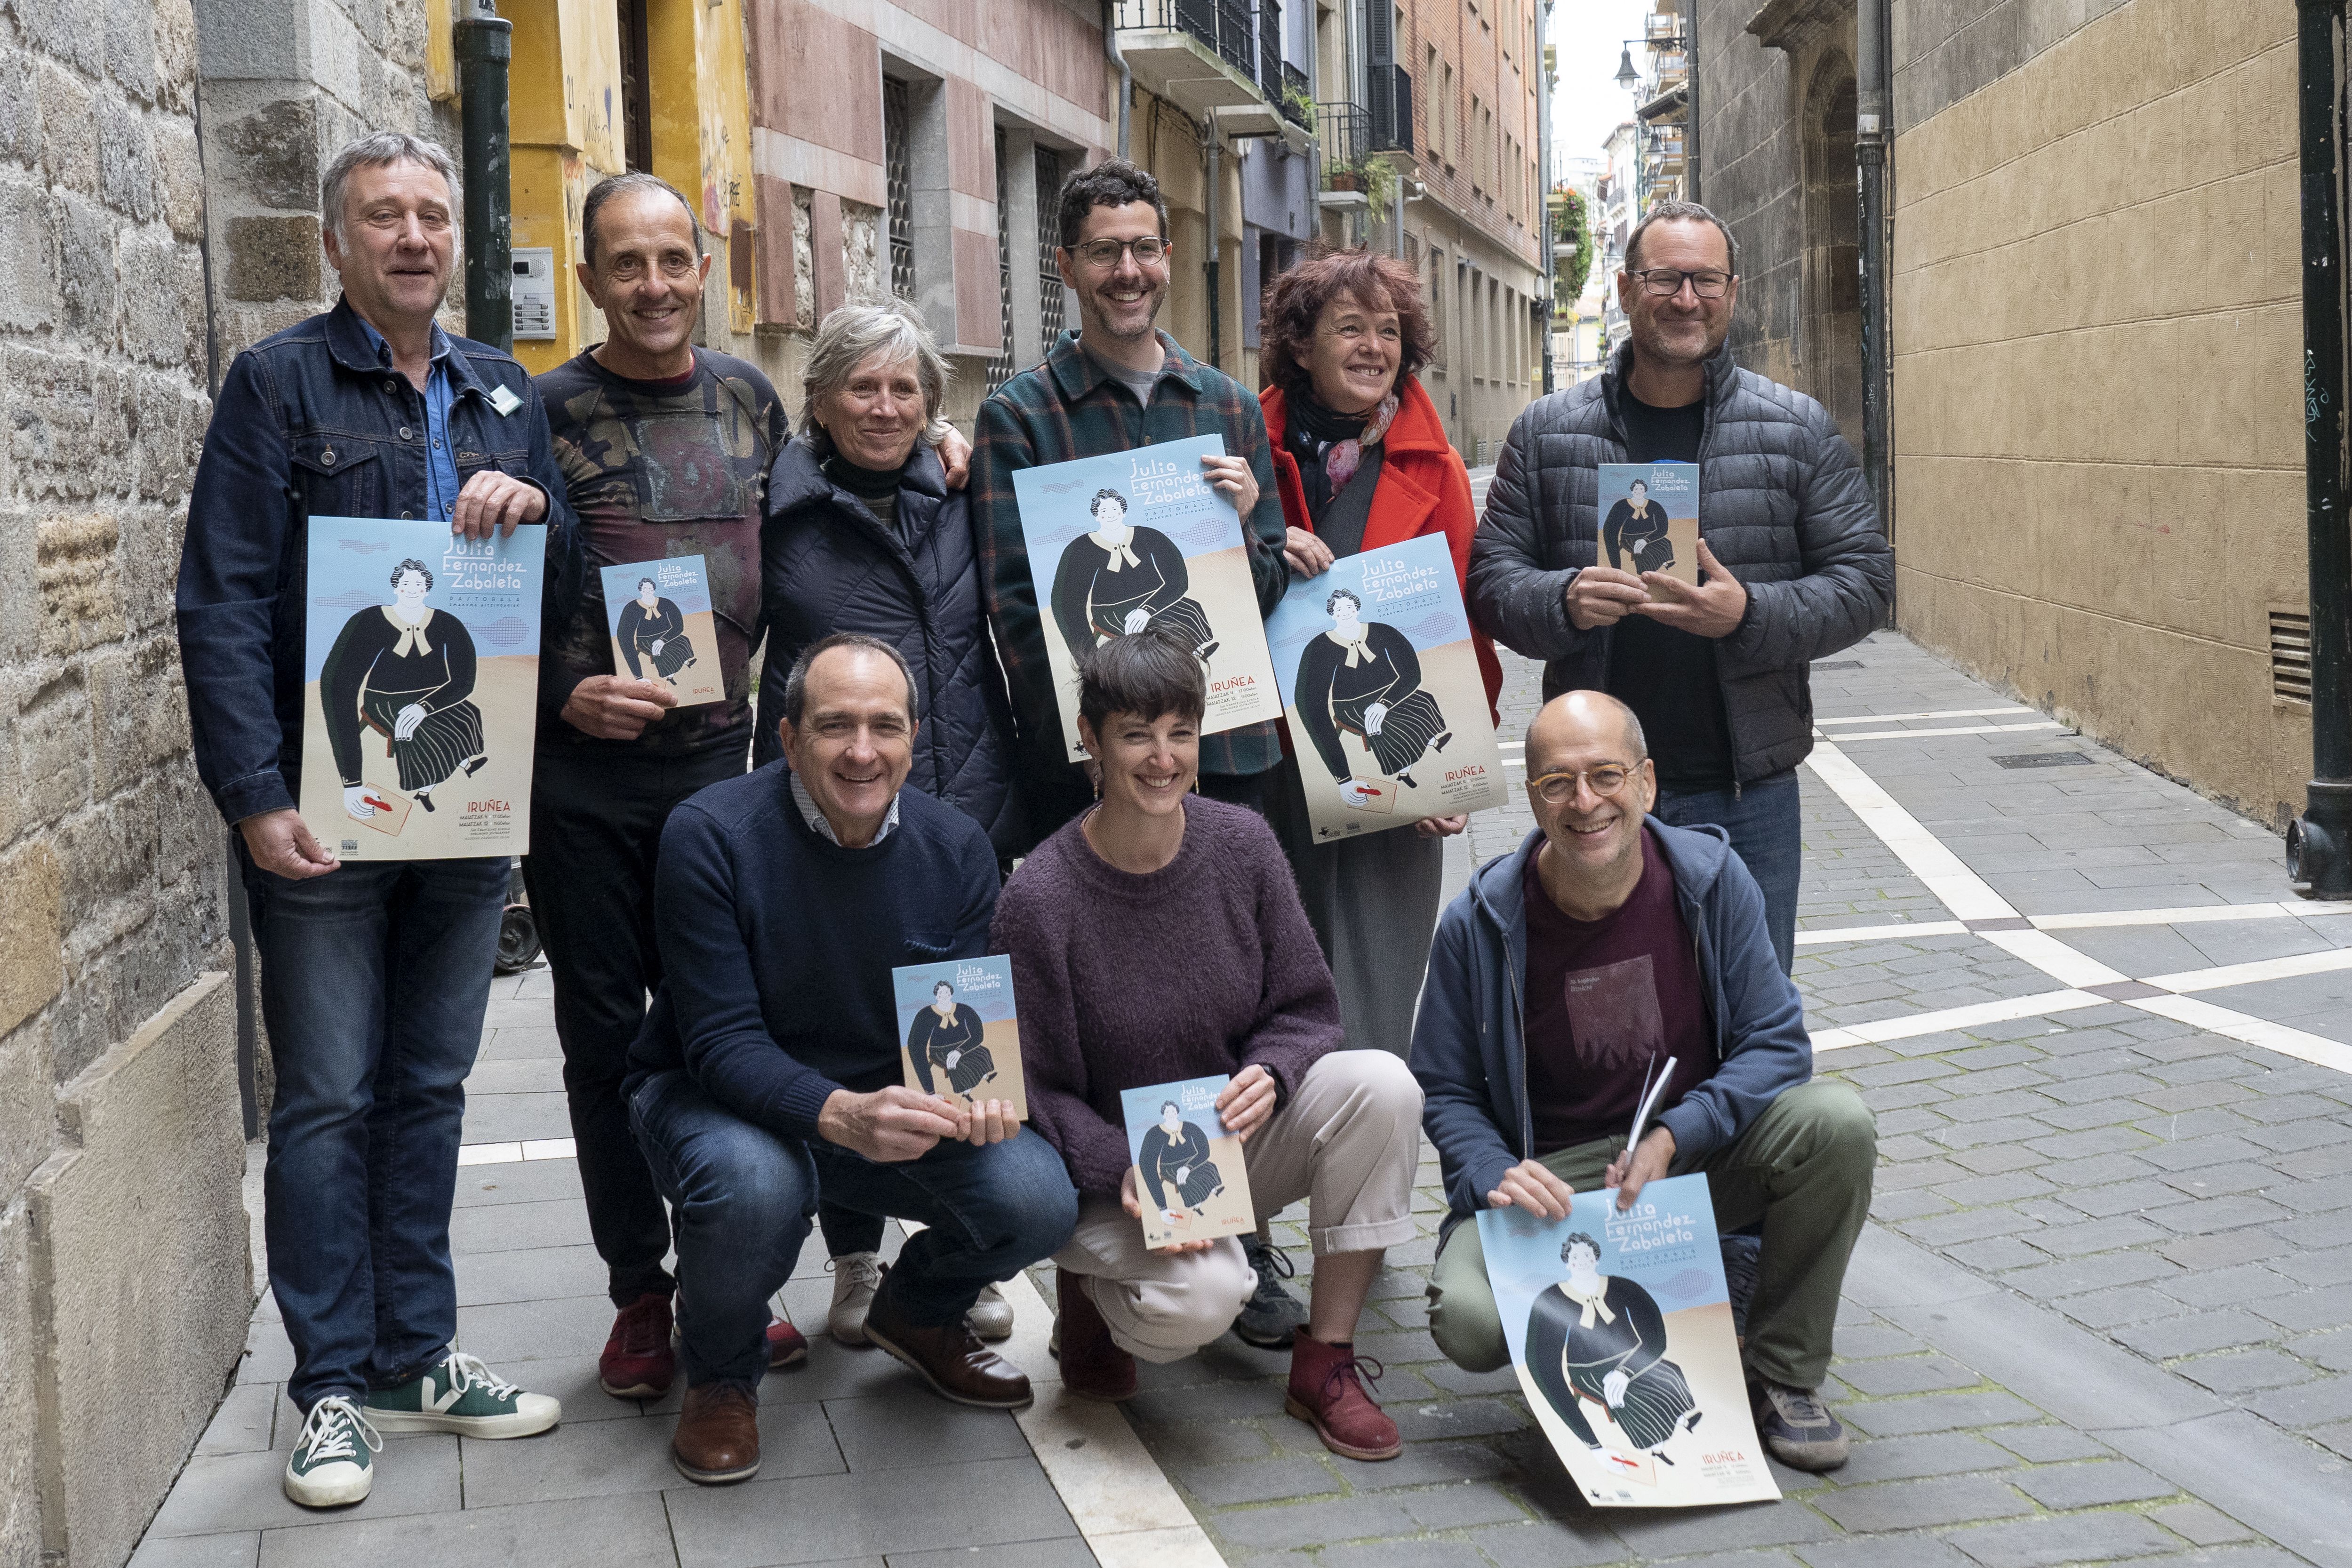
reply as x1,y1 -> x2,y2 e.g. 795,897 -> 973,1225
616,575 -> 697,683
906,979 -> 995,1097
1137,1101 -> 1224,1221
1602,480 -> 1676,575
1525,1232 -> 1700,1457
1050,487 -> 1217,663
320,558 -> 488,816
1292,588 -> 1453,791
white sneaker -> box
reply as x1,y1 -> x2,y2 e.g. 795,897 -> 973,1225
283,1395 -> 379,1508
966,1282 -> 1015,1342
829,1250 -> 885,1345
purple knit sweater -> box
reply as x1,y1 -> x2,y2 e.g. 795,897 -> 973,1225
992,796 -> 1344,1195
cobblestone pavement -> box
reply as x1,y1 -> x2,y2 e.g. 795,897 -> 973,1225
133,507 -> 2352,1565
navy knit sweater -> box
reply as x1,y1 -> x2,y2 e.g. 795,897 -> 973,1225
628,761 -> 1001,1138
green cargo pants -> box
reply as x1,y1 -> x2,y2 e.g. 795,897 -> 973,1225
1426,1079 -> 1875,1390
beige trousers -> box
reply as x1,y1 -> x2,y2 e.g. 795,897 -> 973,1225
1054,1050 -> 1423,1362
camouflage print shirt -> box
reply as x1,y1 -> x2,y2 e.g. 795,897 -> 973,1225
534,347 -> 788,756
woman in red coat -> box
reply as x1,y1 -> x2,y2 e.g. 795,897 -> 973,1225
1258,247 -> 1504,1061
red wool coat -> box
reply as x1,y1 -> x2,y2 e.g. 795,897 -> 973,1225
1262,375 -> 1504,720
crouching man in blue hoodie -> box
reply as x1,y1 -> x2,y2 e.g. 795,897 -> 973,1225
1412,690 -> 1874,1471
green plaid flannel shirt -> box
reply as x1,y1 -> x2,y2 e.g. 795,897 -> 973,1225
974,329 -> 1289,781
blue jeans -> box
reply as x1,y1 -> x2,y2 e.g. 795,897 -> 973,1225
244,851 -> 506,1410
1654,768 -> 1801,974
629,1069 -> 1079,1388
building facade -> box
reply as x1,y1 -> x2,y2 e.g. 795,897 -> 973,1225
1697,0 -> 2309,825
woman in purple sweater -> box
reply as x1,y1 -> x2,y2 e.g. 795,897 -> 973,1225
993,632 -> 1424,1461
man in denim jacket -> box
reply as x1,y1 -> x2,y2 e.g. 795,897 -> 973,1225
176,133 -> 578,1510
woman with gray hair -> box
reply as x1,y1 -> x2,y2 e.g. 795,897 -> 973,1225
755,300 -> 1025,1344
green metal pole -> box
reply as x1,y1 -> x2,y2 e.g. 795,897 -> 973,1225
455,0 -> 513,352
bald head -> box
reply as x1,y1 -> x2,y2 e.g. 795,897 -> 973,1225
1525,691 -> 1647,776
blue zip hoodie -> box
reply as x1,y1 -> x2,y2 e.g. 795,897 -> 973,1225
1412,817 -> 1813,1232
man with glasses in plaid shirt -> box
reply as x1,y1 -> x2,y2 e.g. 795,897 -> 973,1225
972,157 -> 1307,1344
1411,689 -> 1875,1472
1469,201 -> 1891,977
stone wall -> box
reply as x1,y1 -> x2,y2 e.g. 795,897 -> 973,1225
0,0 -> 253,1562
1888,0 -> 2307,823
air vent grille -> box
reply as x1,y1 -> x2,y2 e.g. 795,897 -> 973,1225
2271,609 -> 2313,705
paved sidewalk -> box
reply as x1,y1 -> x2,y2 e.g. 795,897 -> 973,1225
131,617 -> 2352,1567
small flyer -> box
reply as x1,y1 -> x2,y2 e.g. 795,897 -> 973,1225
892,955 -> 1027,1119
1265,534 -> 1507,839
1477,1174 -> 1778,1509
1010,434 -> 1281,762
1597,462 -> 1700,598
1120,1076 -> 1256,1249
301,517 -> 546,860
599,554 -> 723,708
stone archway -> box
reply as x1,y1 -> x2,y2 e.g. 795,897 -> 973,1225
1799,52 -> 1863,451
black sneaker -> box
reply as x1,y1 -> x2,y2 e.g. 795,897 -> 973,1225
1234,1236 -> 1308,1348
1749,1378 -> 1849,1471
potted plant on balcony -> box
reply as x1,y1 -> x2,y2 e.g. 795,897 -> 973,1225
1282,83 -> 1314,128
1361,157 -> 1398,221
1327,159 -> 1367,195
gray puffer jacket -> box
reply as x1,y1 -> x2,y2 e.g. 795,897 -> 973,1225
1468,342 -> 1891,784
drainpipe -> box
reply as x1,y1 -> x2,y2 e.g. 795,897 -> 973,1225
455,0 -> 513,350
1205,118 -> 1222,369
1104,0 -> 1132,159
2289,0 -> 2352,899
1854,0 -> 1891,551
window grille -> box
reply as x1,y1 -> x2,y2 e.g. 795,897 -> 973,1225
883,78 -> 916,302
986,129 -> 1017,394
1036,147 -> 1067,356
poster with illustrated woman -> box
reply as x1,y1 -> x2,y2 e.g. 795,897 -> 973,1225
1477,1175 -> 1777,1507
1265,533 -> 1508,839
1120,1076 -> 1256,1248
1011,433 -> 1280,761
1597,463 -> 1701,599
300,516 -> 546,858
598,554 -> 723,707
891,955 -> 1028,1118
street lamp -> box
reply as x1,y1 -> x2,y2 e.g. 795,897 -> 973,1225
1614,46 -> 1640,91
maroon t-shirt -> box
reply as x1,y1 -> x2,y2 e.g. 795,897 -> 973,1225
1522,825 -> 1720,1154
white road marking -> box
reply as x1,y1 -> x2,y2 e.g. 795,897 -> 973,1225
2140,947 -> 2352,995
2031,900 -> 2352,930
1812,990 -> 2107,1052
1819,722 -> 2066,743
1797,921 -> 1971,946
2125,993 -> 2352,1077
1816,707 -> 2037,726
1803,742 -> 2019,922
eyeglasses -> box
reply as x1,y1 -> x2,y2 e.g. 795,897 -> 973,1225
1070,236 -> 1168,269
1630,267 -> 1732,299
1527,763 -> 1641,804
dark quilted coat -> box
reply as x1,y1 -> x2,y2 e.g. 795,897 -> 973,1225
754,435 -> 1024,856
1468,341 -> 1891,784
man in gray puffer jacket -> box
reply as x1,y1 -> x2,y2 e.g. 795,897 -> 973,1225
1470,200 -> 1890,971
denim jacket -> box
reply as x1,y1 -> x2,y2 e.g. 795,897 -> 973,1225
176,298 -> 580,827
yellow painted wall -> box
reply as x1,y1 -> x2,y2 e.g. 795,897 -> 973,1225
1888,0 -> 2308,824
500,0 -> 757,372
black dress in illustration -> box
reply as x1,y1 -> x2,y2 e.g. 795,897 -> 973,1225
615,577 -> 698,682
1602,482 -> 1676,575
320,558 -> 487,815
1049,488 -> 1218,662
906,981 -> 996,1097
1292,589 -> 1453,790
1137,1102 -> 1224,1216
1525,1233 -> 1699,1455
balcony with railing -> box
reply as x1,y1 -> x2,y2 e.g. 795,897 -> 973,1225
1279,62 -> 1311,127
1113,0 -> 1285,114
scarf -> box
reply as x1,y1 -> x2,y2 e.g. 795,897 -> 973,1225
1327,627 -> 1373,668
382,606 -> 432,657
1561,1277 -> 1616,1329
1094,528 -> 1143,571
1285,389 -> 1394,524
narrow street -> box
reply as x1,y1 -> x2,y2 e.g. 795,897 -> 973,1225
130,482 -> 2352,1568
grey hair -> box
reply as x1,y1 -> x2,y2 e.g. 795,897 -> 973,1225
801,300 -> 954,448
1624,198 -> 1739,277
322,132 -> 462,246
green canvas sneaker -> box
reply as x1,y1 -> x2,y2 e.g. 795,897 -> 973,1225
283,1395 -> 379,1508
365,1349 -> 560,1438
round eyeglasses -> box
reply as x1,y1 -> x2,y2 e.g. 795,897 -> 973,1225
1527,764 -> 1639,805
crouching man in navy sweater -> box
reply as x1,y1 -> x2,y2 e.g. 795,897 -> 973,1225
625,632 -> 1077,1486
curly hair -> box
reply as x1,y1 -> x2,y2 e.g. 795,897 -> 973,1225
1088,487 -> 1129,520
1258,246 -> 1435,401
390,558 -> 434,591
1324,587 -> 1361,615
1560,1232 -> 1603,1264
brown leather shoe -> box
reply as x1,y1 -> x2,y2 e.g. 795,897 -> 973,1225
671,1381 -> 760,1485
863,1268 -> 1034,1410
1055,1268 -> 1137,1402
